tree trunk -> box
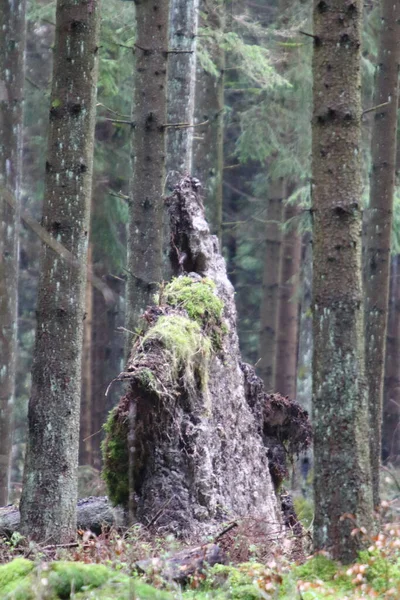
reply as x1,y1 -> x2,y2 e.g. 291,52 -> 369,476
258,180 -> 284,392
192,1 -> 225,239
0,0 -> 26,506
20,0 -> 100,543
274,202 -> 301,398
126,0 -> 170,334
165,0 -> 199,189
312,0 -> 373,562
364,0 -> 400,507
103,177 -> 283,538
80,244 -> 93,467
383,256 -> 400,464
297,235 -> 313,413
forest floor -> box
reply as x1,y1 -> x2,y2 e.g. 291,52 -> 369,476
2,468 -> 400,599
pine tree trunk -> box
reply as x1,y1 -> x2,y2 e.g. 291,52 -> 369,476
166,0 -> 199,189
297,235 -> 313,412
383,256 -> 400,463
364,0 -> 400,507
0,0 -> 26,506
192,1 -> 225,239
126,0 -> 170,333
258,180 -> 284,392
312,0 -> 373,562
20,0 -> 100,543
80,244 -> 93,467
274,203 -> 301,398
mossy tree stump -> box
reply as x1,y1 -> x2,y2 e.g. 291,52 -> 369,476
102,177 -> 286,537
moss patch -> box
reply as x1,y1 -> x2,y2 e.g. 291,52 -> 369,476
163,277 -> 225,350
101,402 -> 129,507
142,315 -> 211,393
0,559 -> 173,600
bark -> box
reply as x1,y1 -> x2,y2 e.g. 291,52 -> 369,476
0,0 -> 26,506
364,0 -> 400,507
312,0 -> 373,562
126,0 -> 170,333
0,497 -> 126,537
19,0 -> 100,543
383,256 -> 400,463
274,202 -> 301,398
192,0 -> 225,239
165,0 -> 199,189
258,180 -> 284,392
80,244 -> 93,466
296,235 -> 313,413
90,275 -> 125,471
103,176 -> 282,539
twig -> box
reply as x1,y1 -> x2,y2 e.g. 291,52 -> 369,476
362,100 -> 391,116
103,117 -> 135,126
214,521 -> 238,542
167,49 -> 194,54
146,497 -> 174,528
162,118 -> 209,129
83,429 -> 102,443
97,102 -> 131,119
25,76 -> 42,91
107,189 -> 130,202
298,30 -> 318,40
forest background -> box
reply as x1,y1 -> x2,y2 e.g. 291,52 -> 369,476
1,0 -> 400,578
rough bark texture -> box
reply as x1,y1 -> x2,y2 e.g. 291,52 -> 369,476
297,236 -> 313,413
192,0 -> 225,239
103,177 -> 283,539
364,0 -> 400,507
383,256 -> 400,464
258,181 -> 284,392
127,0 -> 170,333
0,0 -> 26,506
274,203 -> 301,398
312,0 -> 373,562
80,244 -> 93,466
20,0 -> 100,543
165,0 -> 199,189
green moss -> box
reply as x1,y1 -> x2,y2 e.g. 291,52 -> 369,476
142,315 -> 211,392
0,560 -> 173,600
163,277 -> 225,350
48,562 -> 111,598
358,549 -> 400,593
0,558 -> 35,598
101,407 -> 129,506
164,277 -> 223,326
293,496 -> 314,529
136,367 -> 160,395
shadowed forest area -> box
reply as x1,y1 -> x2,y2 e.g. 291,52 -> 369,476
0,0 -> 400,598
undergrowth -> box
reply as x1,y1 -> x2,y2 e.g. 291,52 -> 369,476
3,509 -> 400,598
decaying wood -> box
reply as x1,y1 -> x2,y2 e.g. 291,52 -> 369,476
136,543 -> 224,582
0,497 -> 126,537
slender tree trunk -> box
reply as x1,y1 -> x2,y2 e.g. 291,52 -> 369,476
127,0 -> 170,334
312,0 -> 373,562
274,202 -> 301,398
297,235 -> 313,412
0,0 -> 26,506
383,256 -> 400,464
258,180 -> 284,392
20,0 -> 100,543
192,1 -> 225,239
80,244 -> 93,467
364,0 -> 400,507
166,0 -> 199,189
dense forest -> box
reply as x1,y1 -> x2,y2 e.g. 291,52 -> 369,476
0,0 -> 400,598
